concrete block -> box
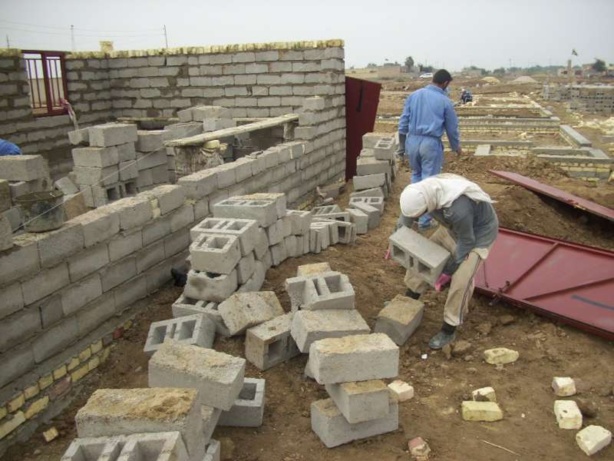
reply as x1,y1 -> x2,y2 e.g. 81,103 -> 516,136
21,263 -> 70,305
373,137 -> 396,161
149,341 -> 245,411
218,291 -> 285,336
311,397 -> 398,448
61,273 -> 103,316
184,269 -> 238,302
356,157 -> 390,176
142,185 -> 186,215
32,316 -> 78,363
73,165 -> 119,186
100,256 -> 137,291
349,196 -> 384,213
0,155 -> 48,181
236,251 -> 256,284
143,314 -> 216,355
388,226 -> 450,286
576,425 -> 612,456
348,201 -> 380,229
0,214 -> 12,251
353,173 -> 386,191
253,228 -> 268,260
474,144 -> 491,156
374,295 -> 424,345
72,147 -> 119,168
285,271 -> 355,311
75,388 -> 202,459
245,313 -> 300,370
108,230 -> 143,261
68,243 -> 109,281
237,193 -> 287,219
117,143 -> 137,162
190,233 -> 241,274
388,380 -> 414,402
203,118 -> 236,132
0,282 -> 24,320
472,387 -> 496,402
218,378 -> 265,427
554,400 -> 582,429
325,380 -> 389,424
350,187 -> 385,198
311,220 -> 339,245
204,440 -> 221,461
89,123 -> 138,147
286,210 -> 312,235
264,219 -> 283,246
0,179 -> 10,212
461,401 -> 504,422
55,176 -> 79,196
119,161 -> 138,181
192,105 -> 232,121
60,435 -> 125,461
201,406 -> 222,446
291,309 -> 370,353
108,196 -> 153,231
311,205 -> 350,222
238,259 -> 266,293
212,198 -> 277,227
177,169 -> 218,200
136,130 -> 167,152
136,149 -> 167,171
171,294 -> 229,336
2,206 -> 22,232
69,207 -> 120,248
67,127 -> 90,146
117,432 -> 188,461
191,217 -> 259,256
347,208 -> 368,234
309,333 -> 399,384
483,348 -> 519,365
552,377 -> 576,397
297,262 -> 332,277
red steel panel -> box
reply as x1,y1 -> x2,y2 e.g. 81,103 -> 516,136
490,170 -> 614,222
475,228 -> 614,339
345,77 -> 381,180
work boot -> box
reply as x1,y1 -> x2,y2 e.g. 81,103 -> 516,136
428,323 -> 457,350
405,289 -> 421,300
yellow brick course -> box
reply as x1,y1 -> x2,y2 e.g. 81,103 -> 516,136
53,365 -> 67,380
24,397 -> 49,420
38,374 -> 54,390
0,411 -> 25,439
7,394 -> 25,413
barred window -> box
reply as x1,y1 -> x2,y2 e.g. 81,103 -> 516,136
23,51 -> 68,116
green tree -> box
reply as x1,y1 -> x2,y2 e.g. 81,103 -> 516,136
367,62 -> 377,68
592,58 -> 606,73
404,56 -> 415,70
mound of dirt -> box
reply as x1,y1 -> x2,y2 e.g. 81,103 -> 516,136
512,76 -> 538,84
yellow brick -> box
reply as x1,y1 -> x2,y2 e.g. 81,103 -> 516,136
79,347 -> 92,362
91,340 -> 103,354
24,396 -> 49,420
123,319 -> 133,330
53,365 -> 67,380
0,406 -> 6,420
70,364 -> 90,383
100,347 -> 111,364
67,357 -> 80,371
88,356 -> 101,371
23,384 -> 39,400
0,411 -> 26,440
7,393 -> 25,413
38,374 -> 54,391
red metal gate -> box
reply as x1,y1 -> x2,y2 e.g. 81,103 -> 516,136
475,228 -> 614,340
345,76 -> 381,180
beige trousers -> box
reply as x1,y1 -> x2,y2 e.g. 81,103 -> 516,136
404,227 -> 491,326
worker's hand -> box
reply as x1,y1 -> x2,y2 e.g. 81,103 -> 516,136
434,273 -> 452,292
456,147 -> 464,156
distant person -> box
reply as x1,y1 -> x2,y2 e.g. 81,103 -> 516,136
0,139 -> 22,156
397,173 -> 498,349
397,69 -> 463,231
460,88 -> 473,104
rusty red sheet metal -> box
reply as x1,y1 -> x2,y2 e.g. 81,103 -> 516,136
475,228 -> 614,340
490,170 -> 614,222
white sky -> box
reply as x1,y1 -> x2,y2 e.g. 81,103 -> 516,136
1,0 -> 613,71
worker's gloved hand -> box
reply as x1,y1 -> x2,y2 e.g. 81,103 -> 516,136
434,273 -> 452,292
396,133 -> 407,158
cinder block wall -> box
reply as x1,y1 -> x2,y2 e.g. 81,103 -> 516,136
543,84 -> 614,114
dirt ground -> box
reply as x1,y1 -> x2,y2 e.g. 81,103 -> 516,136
4,81 -> 614,461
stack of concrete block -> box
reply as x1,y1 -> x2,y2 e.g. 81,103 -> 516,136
286,265 -> 369,354
135,129 -> 172,192
310,205 -> 357,243
351,134 -> 397,200
309,333 -> 400,447
177,105 -> 237,133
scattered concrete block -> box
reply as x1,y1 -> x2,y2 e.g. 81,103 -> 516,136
117,432 -> 189,461
472,387 -> 497,402
286,209 -> 312,235
350,187 -> 384,198
474,144 -> 491,156
149,342 -> 245,411
285,271 -> 355,311
310,333 -> 398,384
265,219 -> 285,246
218,291 -> 285,336
184,269 -> 238,303
353,173 -> 386,191
374,295 -> 424,345
483,348 -> 519,365
347,208 -> 369,234
218,378 -> 265,427
389,227 -> 450,286
461,401 -> 504,422
552,377 -> 577,397
201,406 -> 222,447
291,310 -> 370,353
0,155 -> 49,181
171,295 -> 229,336
190,234 -> 241,274
348,201 -> 381,229
310,225 -> 329,251
191,217 -> 258,256
408,437 -> 431,459
213,198 -> 277,227
297,262 -> 332,277
237,260 -> 266,293
388,380 -> 414,402
349,196 -> 385,214
325,380 -> 390,424
576,425 -> 612,456
554,400 -> 582,429
89,123 -> 138,147
311,220 -> 339,245
311,397 -> 398,448
60,435 -> 125,461
143,314 -> 216,356
245,312 -> 300,370
75,388 -> 202,459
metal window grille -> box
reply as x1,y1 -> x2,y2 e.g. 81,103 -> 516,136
23,51 -> 68,116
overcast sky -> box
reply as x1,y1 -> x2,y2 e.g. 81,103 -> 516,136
1,0 -> 612,71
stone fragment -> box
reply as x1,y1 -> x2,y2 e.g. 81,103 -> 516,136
576,425 -> 612,456
554,400 -> 582,429
472,387 -> 496,402
388,380 -> 414,402
483,348 -> 519,365
461,401 -> 503,422
552,377 -> 576,397
408,437 -> 431,460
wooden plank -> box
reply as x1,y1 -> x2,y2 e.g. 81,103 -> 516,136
164,114 -> 299,147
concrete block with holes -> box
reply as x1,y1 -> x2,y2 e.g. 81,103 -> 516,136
374,295 -> 424,345
190,233 -> 241,274
285,271 -> 355,311
60,435 -> 125,461
218,291 -> 285,336
347,208 -> 369,234
373,137 -> 396,161
311,397 -> 399,448
75,388 -> 202,460
286,209 -> 312,235
212,197 -> 277,227
349,196 -> 385,214
311,220 -> 339,245
201,406 -> 222,447
143,314 -> 216,356
388,226 -> 450,286
204,439 -> 221,461
310,225 -> 329,251
311,205 -> 350,223
245,312 -> 300,370
88,123 -> 138,147
190,217 -> 259,255
291,309 -> 370,353
184,269 -> 238,302
117,432 -> 189,461
309,333 -> 399,384
149,341 -> 245,411
218,378 -> 265,427
171,294 -> 230,337
325,380 -> 390,424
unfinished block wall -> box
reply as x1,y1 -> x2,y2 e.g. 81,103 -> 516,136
543,84 -> 614,114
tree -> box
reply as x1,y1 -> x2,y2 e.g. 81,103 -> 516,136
592,58 -> 606,73
404,56 -> 415,70
367,62 -> 377,68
